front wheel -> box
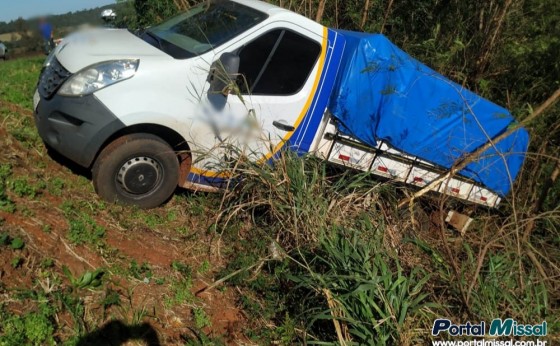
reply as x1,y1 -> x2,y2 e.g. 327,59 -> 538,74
92,133 -> 180,209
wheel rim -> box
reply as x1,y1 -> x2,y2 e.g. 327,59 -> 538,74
117,156 -> 163,195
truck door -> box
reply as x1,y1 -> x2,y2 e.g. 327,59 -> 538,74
207,24 -> 327,163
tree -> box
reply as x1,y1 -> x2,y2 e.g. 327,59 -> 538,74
133,0 -> 180,28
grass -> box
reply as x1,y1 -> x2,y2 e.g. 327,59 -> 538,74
192,307 -> 212,329
0,164 -> 15,212
289,228 -> 434,344
61,201 -> 106,246
0,56 -> 558,344
0,56 -> 43,108
165,261 -> 195,308
8,176 -> 46,199
0,234 -> 59,346
213,150 -> 560,343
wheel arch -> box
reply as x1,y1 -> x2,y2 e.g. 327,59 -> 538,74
94,123 -> 192,185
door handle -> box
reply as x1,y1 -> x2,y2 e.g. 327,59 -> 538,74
273,120 -> 295,132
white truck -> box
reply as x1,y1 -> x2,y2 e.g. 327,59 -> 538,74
33,0 -> 528,209
0,41 -> 7,60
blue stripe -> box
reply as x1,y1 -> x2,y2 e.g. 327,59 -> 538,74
290,29 -> 346,153
187,172 -> 229,188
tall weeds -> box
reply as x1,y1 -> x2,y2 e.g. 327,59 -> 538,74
218,151 -> 387,249
215,152 -> 559,343
289,228 -> 435,345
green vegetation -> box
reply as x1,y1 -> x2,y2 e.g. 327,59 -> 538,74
213,151 -> 559,344
0,57 -> 43,107
47,177 -> 65,196
0,304 -> 56,346
0,164 -> 15,213
165,261 -> 195,308
192,307 -> 212,329
61,201 -> 106,246
9,237 -> 25,250
0,0 -> 559,343
8,177 -> 45,199
128,260 -> 152,280
287,231 -> 433,344
64,267 -> 105,290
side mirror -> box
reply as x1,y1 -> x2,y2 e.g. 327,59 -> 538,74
207,53 -> 240,110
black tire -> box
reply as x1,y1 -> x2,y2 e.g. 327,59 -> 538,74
92,133 -> 180,209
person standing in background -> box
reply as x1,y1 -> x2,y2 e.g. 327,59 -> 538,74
39,17 -> 54,55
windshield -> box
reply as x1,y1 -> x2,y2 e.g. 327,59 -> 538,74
144,1 -> 268,59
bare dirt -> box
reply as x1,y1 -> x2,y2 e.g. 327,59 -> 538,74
0,102 -> 252,345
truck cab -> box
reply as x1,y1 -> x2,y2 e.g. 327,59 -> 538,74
34,0 -> 344,208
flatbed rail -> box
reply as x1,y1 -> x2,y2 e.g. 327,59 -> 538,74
314,117 -> 502,208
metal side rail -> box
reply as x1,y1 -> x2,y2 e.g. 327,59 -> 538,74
314,117 -> 502,208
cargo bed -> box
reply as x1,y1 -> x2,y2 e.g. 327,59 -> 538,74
314,115 -> 502,208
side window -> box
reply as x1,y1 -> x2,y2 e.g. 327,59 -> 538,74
237,29 -> 321,95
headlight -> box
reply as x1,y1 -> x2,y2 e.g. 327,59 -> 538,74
58,59 -> 139,96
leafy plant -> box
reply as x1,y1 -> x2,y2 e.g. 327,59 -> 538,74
47,177 -> 65,196
0,304 -> 56,346
9,118 -> 40,149
198,260 -> 211,274
289,229 -> 434,345
102,289 -> 122,309
0,234 -> 25,250
220,151 -> 383,250
67,215 -> 106,246
0,164 -> 15,212
166,277 -> 194,308
11,257 -> 23,268
166,261 -> 194,308
63,266 -> 105,290
129,260 -> 153,280
193,307 -> 212,329
0,232 -> 9,245
9,178 -> 37,198
10,237 -> 24,250
61,201 -> 106,246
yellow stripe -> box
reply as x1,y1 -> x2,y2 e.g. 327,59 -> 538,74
189,166 -> 232,179
193,27 -> 329,179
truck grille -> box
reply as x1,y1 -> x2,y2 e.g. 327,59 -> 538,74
38,58 -> 71,99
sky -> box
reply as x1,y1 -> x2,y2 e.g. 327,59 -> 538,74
0,0 -> 117,22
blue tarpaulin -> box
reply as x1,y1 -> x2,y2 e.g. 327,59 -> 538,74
328,30 -> 529,197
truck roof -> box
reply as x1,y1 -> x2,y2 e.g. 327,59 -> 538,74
230,0 -> 324,33
230,0 -> 289,15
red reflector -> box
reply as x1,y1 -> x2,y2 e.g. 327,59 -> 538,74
413,177 -> 424,183
480,196 -> 488,202
338,154 -> 350,162
377,166 -> 389,173
451,188 -> 460,194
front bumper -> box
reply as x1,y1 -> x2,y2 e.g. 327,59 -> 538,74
34,91 -> 125,168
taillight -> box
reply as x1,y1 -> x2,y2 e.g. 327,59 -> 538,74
377,166 -> 389,173
339,154 -> 350,162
